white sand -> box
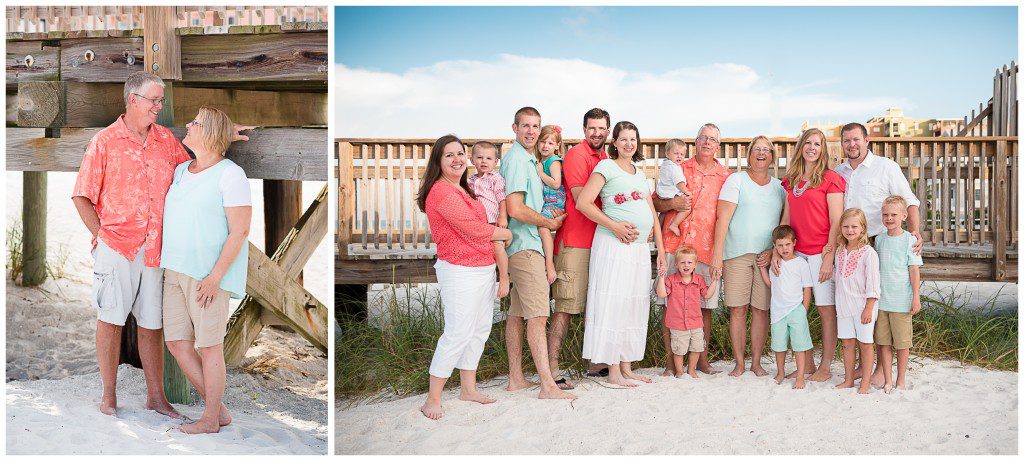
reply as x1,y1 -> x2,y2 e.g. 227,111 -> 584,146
5,172 -> 329,455
336,357 -> 1017,455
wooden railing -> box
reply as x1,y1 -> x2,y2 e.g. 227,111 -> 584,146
336,137 -> 1017,277
959,62 -> 1017,137
6,6 -> 328,33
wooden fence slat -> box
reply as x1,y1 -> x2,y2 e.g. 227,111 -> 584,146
942,141 -> 951,246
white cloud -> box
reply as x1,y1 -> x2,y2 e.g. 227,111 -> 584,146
335,55 -> 904,139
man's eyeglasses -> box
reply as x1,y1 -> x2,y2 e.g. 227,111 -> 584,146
697,135 -> 719,145
133,93 -> 165,106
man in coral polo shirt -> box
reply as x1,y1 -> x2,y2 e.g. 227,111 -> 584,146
548,108 -> 620,388
72,72 -> 250,418
654,123 -> 730,375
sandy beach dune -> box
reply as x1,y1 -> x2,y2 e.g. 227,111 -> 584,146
336,357 -> 1017,455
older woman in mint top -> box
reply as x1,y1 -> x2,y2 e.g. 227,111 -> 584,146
709,136 -> 786,378
161,107 -> 251,434
576,121 -> 667,387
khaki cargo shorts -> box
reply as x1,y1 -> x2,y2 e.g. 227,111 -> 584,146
875,310 -> 913,349
723,253 -> 770,310
508,250 -> 551,320
91,239 -> 164,329
162,269 -> 231,348
552,244 -> 590,315
670,327 -> 706,355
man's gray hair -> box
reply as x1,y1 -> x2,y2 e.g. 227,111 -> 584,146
696,122 -> 720,139
123,72 -> 165,107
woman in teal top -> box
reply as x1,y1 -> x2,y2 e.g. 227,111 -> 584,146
576,121 -> 666,387
708,136 -> 786,378
161,106 -> 252,434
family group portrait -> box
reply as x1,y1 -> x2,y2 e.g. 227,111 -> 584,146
6,6 -> 330,455
334,5 -> 1018,456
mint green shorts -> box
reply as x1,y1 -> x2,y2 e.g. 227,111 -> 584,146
771,306 -> 813,353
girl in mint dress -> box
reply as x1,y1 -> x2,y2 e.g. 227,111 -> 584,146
574,121 -> 667,387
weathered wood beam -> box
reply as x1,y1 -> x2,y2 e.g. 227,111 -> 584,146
61,37 -> 146,82
179,32 -> 326,82
224,185 -> 328,364
334,254 -> 1018,284
6,41 -> 59,85
16,82 -> 327,128
6,127 -> 328,180
143,6 -> 181,80
22,171 -> 47,286
245,242 -> 328,352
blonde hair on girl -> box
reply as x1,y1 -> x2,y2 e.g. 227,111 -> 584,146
837,208 -> 869,248
786,128 -> 830,189
535,125 -> 564,162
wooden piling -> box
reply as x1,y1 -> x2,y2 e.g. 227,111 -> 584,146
21,170 -> 47,286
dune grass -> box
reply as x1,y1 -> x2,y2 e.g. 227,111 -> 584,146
6,220 -> 70,282
336,283 -> 1017,401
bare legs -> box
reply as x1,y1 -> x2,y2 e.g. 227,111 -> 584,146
96,321 -> 122,416
808,305 -> 836,382
878,346 -> 910,393
835,339 -> 873,393
547,312 -> 571,387
660,321 -> 674,376
728,305 -> 768,377
166,340 -> 232,427
506,315 -> 576,400
696,309 -> 719,374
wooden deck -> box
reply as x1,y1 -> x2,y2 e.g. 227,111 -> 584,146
336,244 -> 1018,285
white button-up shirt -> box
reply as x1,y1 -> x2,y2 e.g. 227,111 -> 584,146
834,151 -> 921,237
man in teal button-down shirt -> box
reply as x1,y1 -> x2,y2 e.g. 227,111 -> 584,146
499,106 -> 575,400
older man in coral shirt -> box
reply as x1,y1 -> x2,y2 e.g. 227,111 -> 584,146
654,123 -> 731,375
72,72 -> 249,418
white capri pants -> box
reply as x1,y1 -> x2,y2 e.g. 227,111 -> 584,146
428,260 -> 498,378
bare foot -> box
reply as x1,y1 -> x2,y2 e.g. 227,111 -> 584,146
623,370 -> 652,383
698,365 -> 720,375
459,390 -> 496,404
834,380 -> 855,389
420,400 -> 443,420
808,371 -> 832,382
793,379 -> 806,389
750,365 -> 769,377
219,403 -> 233,426
896,381 -> 908,390
851,367 -> 863,380
786,367 -> 814,379
538,387 -> 578,399
506,379 -> 536,392
883,383 -> 894,394
660,368 -> 673,377
687,371 -> 699,379
98,394 -> 117,416
606,377 -> 639,388
668,224 -> 681,236
178,418 -> 220,434
729,364 -> 745,377
774,373 -> 785,385
870,371 -> 885,388
145,399 -> 185,420
857,384 -> 872,394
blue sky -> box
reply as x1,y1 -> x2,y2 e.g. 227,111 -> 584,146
334,6 -> 1017,138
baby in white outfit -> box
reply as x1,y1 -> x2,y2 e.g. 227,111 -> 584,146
657,139 -> 692,235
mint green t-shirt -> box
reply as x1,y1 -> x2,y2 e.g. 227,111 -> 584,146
874,230 -> 923,312
718,171 -> 786,260
592,159 -> 654,239
499,142 -> 545,257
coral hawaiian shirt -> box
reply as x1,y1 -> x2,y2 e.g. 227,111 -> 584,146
72,115 -> 192,267
662,156 -> 731,264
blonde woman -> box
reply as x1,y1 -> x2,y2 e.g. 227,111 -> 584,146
767,128 -> 846,382
709,136 -> 786,377
161,107 -> 252,434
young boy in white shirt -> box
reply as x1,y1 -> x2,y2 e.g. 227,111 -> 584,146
759,225 -> 815,389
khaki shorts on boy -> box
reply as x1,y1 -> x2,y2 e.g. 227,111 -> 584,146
723,253 -> 770,310
875,310 -> 913,349
670,327 -> 706,355
552,244 -> 590,315
162,269 -> 231,348
508,250 -> 550,320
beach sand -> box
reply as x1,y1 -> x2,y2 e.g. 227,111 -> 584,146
335,356 -> 1017,455
5,172 -> 329,455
